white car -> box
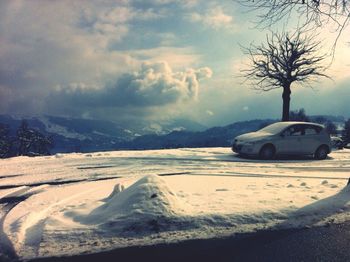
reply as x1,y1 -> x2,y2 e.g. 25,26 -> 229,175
232,121 -> 332,160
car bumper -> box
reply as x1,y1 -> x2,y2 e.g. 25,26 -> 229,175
232,143 -> 258,155
231,143 -> 242,153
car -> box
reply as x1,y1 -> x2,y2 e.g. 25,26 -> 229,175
331,136 -> 344,149
232,121 -> 332,160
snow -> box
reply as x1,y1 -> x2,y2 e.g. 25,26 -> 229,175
0,186 -> 29,199
74,175 -> 190,226
39,117 -> 89,140
92,130 -> 110,137
1,147 -> 350,260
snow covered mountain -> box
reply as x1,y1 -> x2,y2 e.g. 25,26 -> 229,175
0,115 -> 207,153
119,119 -> 275,149
0,115 -> 134,153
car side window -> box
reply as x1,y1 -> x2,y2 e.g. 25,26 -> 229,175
284,125 -> 303,136
304,126 -> 318,135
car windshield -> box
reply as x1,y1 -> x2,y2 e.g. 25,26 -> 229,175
259,122 -> 290,134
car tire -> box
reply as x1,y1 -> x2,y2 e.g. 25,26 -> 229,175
314,146 -> 329,160
259,144 -> 275,160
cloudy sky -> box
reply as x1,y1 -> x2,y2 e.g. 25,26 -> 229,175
0,0 -> 350,127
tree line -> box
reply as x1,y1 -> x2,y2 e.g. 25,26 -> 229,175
0,120 -> 53,158
289,108 -> 350,144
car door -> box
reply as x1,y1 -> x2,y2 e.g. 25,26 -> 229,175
275,125 -> 303,154
299,125 -> 322,154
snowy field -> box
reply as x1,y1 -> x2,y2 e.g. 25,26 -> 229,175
1,147 -> 350,260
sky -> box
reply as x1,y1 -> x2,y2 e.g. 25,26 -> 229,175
0,0 -> 350,127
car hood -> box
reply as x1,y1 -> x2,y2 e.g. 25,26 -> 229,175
235,132 -> 273,142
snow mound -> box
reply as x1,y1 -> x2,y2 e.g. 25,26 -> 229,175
81,175 -> 189,226
103,183 -> 125,201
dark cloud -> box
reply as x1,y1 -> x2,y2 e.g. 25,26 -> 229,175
112,61 -> 212,106
46,61 -> 212,115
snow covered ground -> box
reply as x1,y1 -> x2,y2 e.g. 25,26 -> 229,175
1,147 -> 350,260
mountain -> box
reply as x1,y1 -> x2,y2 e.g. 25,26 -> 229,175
139,118 -> 207,135
0,115 -> 133,153
0,115 -> 207,153
119,119 -> 275,150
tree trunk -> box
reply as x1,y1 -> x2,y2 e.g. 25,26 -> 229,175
282,85 -> 291,121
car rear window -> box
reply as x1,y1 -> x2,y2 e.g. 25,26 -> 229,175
304,125 -> 322,135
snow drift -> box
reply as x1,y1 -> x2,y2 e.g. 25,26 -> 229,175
75,175 -> 191,231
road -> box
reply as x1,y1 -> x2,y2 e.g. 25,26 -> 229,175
32,221 -> 350,262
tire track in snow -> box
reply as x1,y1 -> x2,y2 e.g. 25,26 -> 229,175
4,182 -> 115,258
0,187 -> 50,261
0,174 -> 23,180
101,156 -> 320,164
0,196 -> 31,261
0,176 -> 121,189
186,172 -> 349,181
0,172 -> 190,190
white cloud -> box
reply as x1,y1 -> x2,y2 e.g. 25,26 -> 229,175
206,110 -> 214,116
48,61 -> 213,115
109,61 -> 213,106
158,33 -> 177,46
189,6 -> 235,30
141,0 -> 197,8
80,5 -> 166,49
0,1 -> 143,115
135,8 -> 168,20
179,0 -> 198,8
129,47 -> 202,70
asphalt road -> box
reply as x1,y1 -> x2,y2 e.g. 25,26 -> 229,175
32,222 -> 350,262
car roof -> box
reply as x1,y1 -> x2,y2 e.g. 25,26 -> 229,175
273,121 -> 324,128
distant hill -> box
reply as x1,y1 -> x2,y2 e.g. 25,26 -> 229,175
0,115 -> 133,153
0,115 -> 207,153
118,119 -> 275,150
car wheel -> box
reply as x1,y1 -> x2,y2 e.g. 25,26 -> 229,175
259,144 -> 275,160
314,146 -> 329,160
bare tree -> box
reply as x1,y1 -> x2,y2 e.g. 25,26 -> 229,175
289,108 -> 310,121
237,0 -> 350,32
243,31 -> 329,121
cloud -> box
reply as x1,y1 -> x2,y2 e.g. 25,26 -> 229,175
206,110 -> 214,116
129,47 -> 201,70
189,6 -> 234,30
0,1 -> 137,86
105,61 -> 212,106
79,4 -> 166,49
140,0 -> 198,8
0,1 -> 177,117
47,61 -> 212,117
